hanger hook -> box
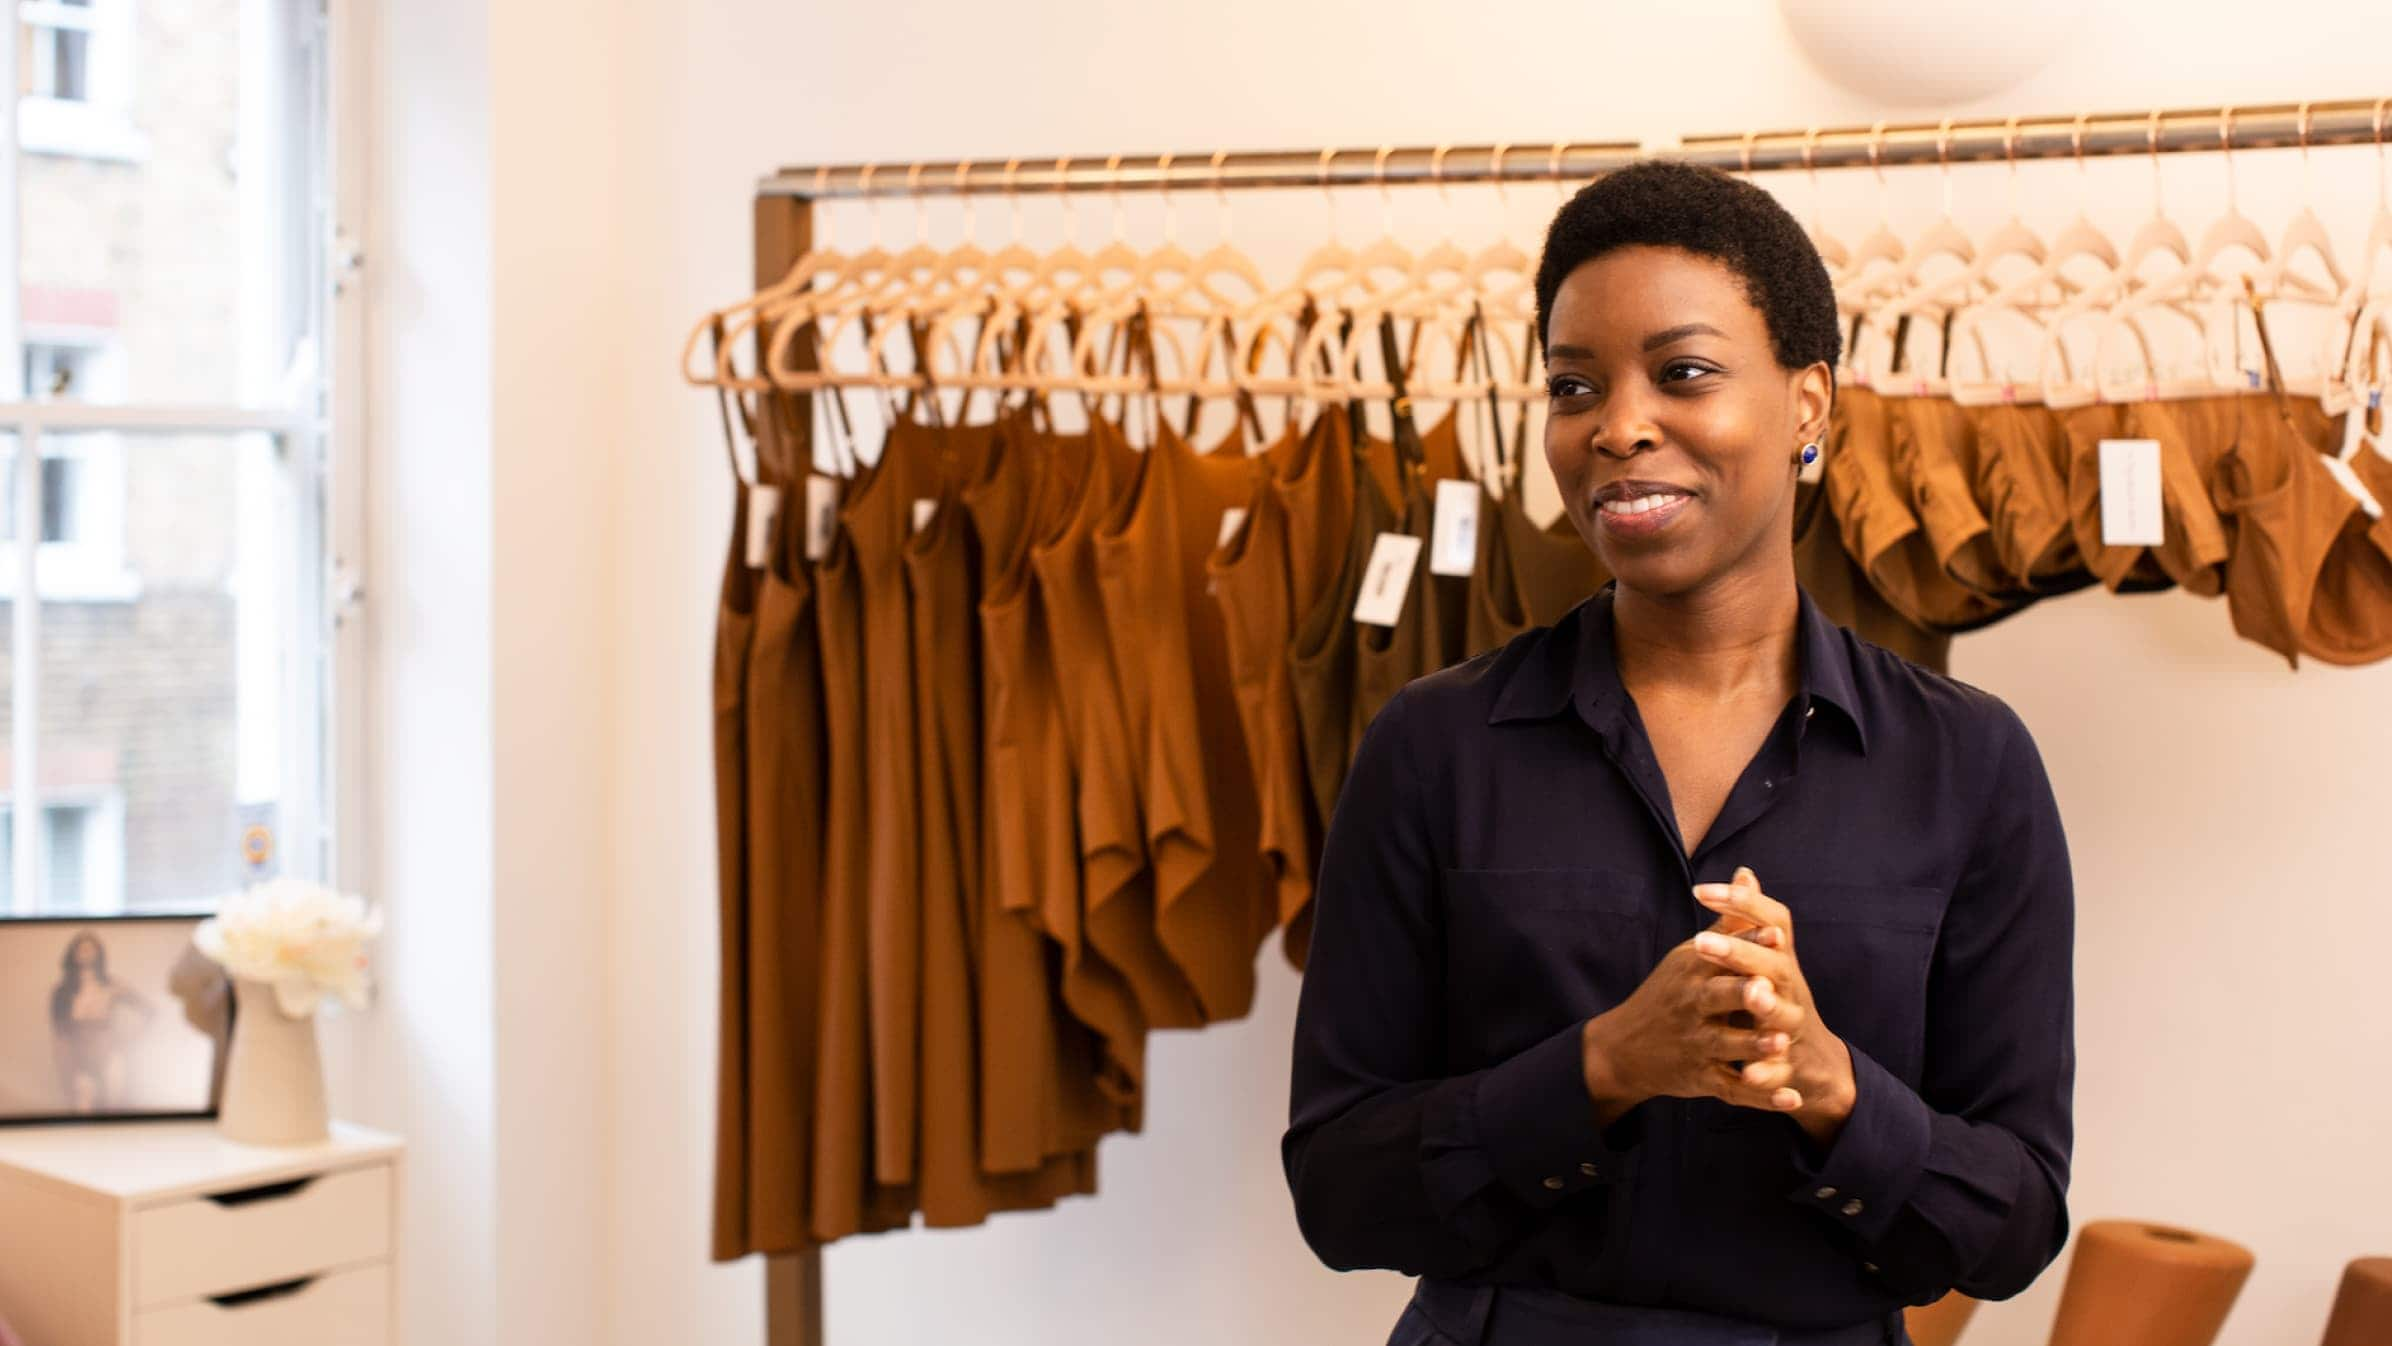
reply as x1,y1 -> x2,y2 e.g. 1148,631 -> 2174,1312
1376,144 -> 1396,236
1212,148 -> 1232,240
1740,129 -> 1757,180
2146,109 -> 2166,218
1935,117 -> 1955,217
1106,153 -> 1126,242
2296,100 -> 2316,202
1491,142 -> 1512,208
1432,143 -> 1452,212
1550,141 -> 1567,204
1868,121 -> 1890,224
1003,157 -> 1024,245
2003,114 -> 2022,218
860,162 -> 882,245
2374,98 -> 2390,210
1320,147 -> 1340,241
907,162 -> 929,246
2219,104 -> 2239,209
1055,155 -> 1078,244
955,160 -> 975,242
1157,151 -> 1177,246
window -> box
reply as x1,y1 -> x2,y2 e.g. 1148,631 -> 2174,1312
17,0 -> 145,161
3,0 -> 340,920
0,794 -> 125,913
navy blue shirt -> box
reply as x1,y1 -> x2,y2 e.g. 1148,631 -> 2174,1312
1283,585 -> 2075,1330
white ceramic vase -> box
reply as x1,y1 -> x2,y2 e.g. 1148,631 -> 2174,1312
217,977 -> 330,1146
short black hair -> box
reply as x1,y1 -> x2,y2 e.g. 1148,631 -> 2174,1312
1535,160 -> 1839,373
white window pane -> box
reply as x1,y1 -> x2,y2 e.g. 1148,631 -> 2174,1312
0,429 -> 298,916
19,0 -> 321,406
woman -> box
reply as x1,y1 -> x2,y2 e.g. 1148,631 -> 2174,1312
1283,163 -> 2074,1346
51,930 -> 155,1114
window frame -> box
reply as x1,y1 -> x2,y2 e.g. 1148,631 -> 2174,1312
0,0 -> 357,918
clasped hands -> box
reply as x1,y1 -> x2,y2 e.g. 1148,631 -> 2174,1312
1580,867 -> 1857,1147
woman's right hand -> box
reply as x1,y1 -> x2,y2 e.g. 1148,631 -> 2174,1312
1578,882 -> 1806,1127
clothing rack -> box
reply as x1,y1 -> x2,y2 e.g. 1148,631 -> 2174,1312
756,99 -> 2392,201
743,92 -> 2388,1346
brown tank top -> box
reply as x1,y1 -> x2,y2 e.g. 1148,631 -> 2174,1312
977,426 -> 1148,1133
733,472 -> 830,1255
808,457 -> 916,1242
2307,445 -> 2392,664
1032,421 -> 1206,1031
1463,438 -> 1610,657
1288,421 -> 1399,833
1793,474 -> 1952,674
1826,388 -> 2012,632
904,425 -> 1099,1225
964,420 -> 1133,1159
1094,421 -> 1273,1024
709,483 -> 760,1261
839,418 -> 954,1188
1206,414 -> 1346,971
1352,413 -> 1471,739
1964,401 -> 2093,595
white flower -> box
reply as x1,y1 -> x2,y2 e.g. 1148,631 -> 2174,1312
194,878 -> 383,1018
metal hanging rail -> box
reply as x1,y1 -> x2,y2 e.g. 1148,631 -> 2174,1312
757,97 -> 2391,200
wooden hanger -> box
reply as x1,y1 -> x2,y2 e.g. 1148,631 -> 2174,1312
2037,111 -> 2195,405
682,165 -> 847,387
1462,144 -> 1538,332
1872,121 -> 1981,335
2102,107 -> 2275,398
1385,144 -> 1472,324
1835,123 -> 1911,386
2255,103 -> 2350,308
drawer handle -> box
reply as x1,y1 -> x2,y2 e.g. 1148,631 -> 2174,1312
209,1275 -> 317,1309
204,1175 -> 317,1207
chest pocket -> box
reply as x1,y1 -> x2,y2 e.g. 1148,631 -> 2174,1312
1442,868 -> 1655,1066
1777,881 -> 1944,1083
1698,880 -> 1944,1138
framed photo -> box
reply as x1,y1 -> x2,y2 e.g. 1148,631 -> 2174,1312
0,914 -> 231,1126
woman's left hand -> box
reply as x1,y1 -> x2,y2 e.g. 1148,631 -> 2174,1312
1691,868 -> 1859,1148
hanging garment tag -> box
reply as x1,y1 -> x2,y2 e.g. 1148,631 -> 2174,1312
2097,439 -> 2164,546
1216,506 -> 1249,550
1430,480 -> 1480,577
911,497 -> 939,536
745,484 -> 782,569
804,475 -> 841,561
1352,533 -> 1423,627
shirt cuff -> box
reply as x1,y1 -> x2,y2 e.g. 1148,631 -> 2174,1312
1785,1042 -> 1933,1244
1472,1020 -> 1639,1208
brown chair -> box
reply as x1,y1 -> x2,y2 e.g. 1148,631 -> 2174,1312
2046,1221 -> 2255,1346
2320,1257 -> 2392,1346
1903,1291 -> 1980,1346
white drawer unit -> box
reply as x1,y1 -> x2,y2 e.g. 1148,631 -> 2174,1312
0,1121 -> 403,1346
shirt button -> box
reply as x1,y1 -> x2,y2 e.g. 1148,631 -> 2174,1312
1579,1162 -> 1600,1177
1543,1176 -> 1565,1191
1805,706 -> 1816,719
1841,1198 -> 1865,1217
1814,1186 -> 1837,1200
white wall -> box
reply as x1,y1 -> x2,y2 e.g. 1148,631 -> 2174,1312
321,2 -> 2392,1344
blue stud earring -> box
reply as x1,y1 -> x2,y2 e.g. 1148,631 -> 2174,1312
1799,442 -> 1820,466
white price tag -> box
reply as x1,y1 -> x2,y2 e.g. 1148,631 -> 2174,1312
1217,506 -> 1249,550
804,475 -> 842,561
911,497 -> 939,536
1352,533 -> 1424,627
745,484 -> 782,569
2097,439 -> 2164,547
1430,480 -> 1480,577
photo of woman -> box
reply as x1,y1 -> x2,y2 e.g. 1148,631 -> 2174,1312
48,931 -> 158,1115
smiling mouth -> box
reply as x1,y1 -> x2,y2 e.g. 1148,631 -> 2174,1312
1596,490 -> 1692,517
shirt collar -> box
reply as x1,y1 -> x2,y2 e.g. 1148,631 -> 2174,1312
1487,583 -> 1870,755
